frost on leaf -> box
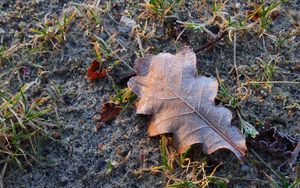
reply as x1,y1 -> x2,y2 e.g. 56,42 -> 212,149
128,48 -> 247,160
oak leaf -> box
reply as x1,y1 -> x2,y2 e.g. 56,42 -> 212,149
128,48 -> 247,160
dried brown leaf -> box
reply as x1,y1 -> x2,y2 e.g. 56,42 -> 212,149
128,48 -> 247,160
100,103 -> 122,122
247,128 -> 298,158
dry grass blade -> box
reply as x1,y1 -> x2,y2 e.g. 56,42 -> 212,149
1,43 -> 22,59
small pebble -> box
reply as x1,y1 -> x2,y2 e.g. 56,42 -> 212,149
241,164 -> 250,171
118,15 -> 136,34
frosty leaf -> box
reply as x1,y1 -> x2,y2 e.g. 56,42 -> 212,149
128,48 -> 247,160
247,128 -> 298,158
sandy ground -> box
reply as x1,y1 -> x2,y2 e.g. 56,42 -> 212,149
0,0 -> 299,187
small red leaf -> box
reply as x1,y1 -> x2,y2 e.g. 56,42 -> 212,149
100,103 -> 122,122
87,60 -> 107,80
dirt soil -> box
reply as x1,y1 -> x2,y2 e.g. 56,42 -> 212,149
0,0 -> 299,188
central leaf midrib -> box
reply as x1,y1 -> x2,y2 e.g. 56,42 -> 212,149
167,86 -> 243,155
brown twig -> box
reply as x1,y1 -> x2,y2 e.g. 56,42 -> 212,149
233,31 -> 241,88
194,31 -> 227,54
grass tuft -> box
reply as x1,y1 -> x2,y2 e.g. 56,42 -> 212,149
30,11 -> 77,50
0,82 -> 55,175
139,0 -> 182,22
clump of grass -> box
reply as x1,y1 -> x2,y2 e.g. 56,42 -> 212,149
258,58 -> 279,87
0,82 -> 54,173
30,11 -> 77,50
244,56 -> 280,91
162,136 -> 228,187
218,81 -> 258,138
247,0 -> 283,32
110,87 -> 136,107
226,0 -> 284,37
134,136 -> 228,187
139,0 -> 182,22
216,72 -> 258,138
93,33 -> 135,72
75,6 -> 102,28
186,0 -> 284,39
93,38 -> 114,61
217,81 -> 240,109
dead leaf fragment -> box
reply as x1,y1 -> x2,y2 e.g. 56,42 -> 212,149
100,102 -> 122,122
86,60 -> 107,81
128,47 -> 247,160
247,128 -> 298,158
